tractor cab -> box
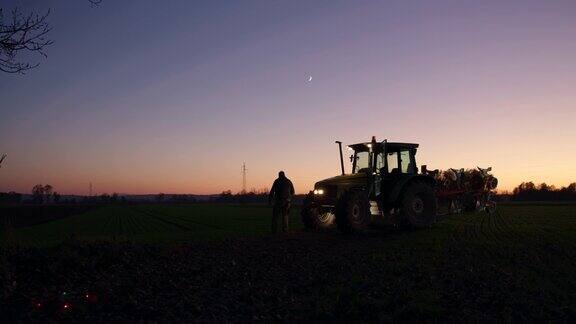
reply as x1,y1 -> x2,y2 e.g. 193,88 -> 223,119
347,139 -> 420,200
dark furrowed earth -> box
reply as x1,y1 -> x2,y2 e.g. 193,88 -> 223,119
1,204 -> 575,322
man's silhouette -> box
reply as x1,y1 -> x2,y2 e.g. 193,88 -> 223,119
268,171 -> 295,233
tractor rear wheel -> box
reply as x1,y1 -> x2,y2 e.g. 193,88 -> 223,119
401,182 -> 437,227
301,203 -> 335,230
336,191 -> 371,233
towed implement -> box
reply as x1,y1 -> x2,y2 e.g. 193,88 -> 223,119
424,166 -> 498,215
301,137 -> 497,233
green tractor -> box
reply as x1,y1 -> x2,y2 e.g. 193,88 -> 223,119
301,136 -> 437,233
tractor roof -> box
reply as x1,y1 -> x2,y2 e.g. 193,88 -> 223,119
348,142 -> 419,152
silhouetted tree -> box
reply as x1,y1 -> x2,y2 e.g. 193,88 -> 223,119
538,183 -> 552,191
100,193 -> 110,203
43,184 -> 53,203
217,190 -> 234,203
1,1 -> 100,74
0,191 -> 22,204
53,192 -> 61,203
0,8 -> 52,73
31,184 -> 45,203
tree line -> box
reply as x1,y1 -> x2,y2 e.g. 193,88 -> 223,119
2,181 -> 576,205
212,188 -> 308,204
507,182 -> 576,201
213,188 -> 271,204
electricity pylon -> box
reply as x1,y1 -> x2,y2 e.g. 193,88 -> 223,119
241,163 -> 247,194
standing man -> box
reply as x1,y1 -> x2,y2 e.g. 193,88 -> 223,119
268,171 -> 295,233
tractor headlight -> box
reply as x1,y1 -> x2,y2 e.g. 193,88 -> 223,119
313,189 -> 324,195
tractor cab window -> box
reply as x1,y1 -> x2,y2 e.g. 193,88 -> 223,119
400,150 -> 414,174
353,151 -> 371,174
387,152 -> 399,175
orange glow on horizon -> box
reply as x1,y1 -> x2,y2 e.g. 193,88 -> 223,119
1,2 -> 575,196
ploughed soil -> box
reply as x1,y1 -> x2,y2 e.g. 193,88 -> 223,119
1,211 -> 575,322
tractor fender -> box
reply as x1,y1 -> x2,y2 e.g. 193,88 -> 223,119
387,175 -> 436,205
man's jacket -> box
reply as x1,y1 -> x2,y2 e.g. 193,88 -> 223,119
269,176 -> 295,204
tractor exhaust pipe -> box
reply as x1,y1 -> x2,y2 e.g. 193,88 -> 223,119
335,141 -> 345,175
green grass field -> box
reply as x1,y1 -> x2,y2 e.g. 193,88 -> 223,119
1,204 -> 304,246
2,203 -> 575,248
2,203 -> 576,321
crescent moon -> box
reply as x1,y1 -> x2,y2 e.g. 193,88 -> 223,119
307,76 -> 313,82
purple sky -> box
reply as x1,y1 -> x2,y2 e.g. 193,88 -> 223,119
1,0 -> 575,194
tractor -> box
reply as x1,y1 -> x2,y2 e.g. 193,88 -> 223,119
301,136 -> 437,233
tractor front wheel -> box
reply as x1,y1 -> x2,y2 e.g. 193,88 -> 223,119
401,182 -> 437,227
301,204 -> 335,230
336,191 -> 371,234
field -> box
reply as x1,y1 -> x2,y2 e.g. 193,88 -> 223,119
1,203 -> 575,321
1,204 -> 304,247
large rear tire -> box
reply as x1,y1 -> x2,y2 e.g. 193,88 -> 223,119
401,182 -> 437,227
336,191 -> 371,234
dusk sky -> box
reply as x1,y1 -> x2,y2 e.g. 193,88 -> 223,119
1,0 -> 575,195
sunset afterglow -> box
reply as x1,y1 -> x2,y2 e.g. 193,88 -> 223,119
1,0 -> 575,195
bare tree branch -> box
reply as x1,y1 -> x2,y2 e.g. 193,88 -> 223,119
0,8 -> 53,74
